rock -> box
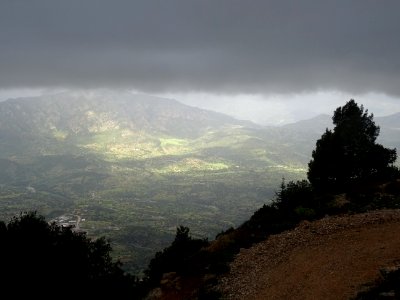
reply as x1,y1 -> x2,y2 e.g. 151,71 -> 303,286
144,288 -> 162,300
160,272 -> 182,291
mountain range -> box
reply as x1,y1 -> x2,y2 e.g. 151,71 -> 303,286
0,91 -> 398,275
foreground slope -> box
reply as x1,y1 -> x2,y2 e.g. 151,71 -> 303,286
218,209 -> 400,299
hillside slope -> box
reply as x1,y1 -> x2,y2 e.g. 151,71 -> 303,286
0,92 -> 398,276
218,209 -> 400,299
0,91 -> 306,275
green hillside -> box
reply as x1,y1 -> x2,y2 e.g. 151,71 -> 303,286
0,92 -> 397,275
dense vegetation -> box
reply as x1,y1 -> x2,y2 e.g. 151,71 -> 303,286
0,92 -> 309,274
136,100 -> 400,298
0,212 -> 143,298
0,100 -> 400,299
145,226 -> 209,285
1,93 -> 399,276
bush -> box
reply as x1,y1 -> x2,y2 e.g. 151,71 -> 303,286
145,226 -> 209,285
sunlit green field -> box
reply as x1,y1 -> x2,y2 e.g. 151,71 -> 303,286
0,103 -> 309,276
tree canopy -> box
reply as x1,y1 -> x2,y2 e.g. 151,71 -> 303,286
0,212 -> 137,298
145,226 -> 209,285
308,99 -> 397,192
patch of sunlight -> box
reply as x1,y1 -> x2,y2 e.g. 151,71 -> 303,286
268,165 -> 307,173
52,129 -> 68,141
159,137 -> 192,155
154,158 -> 230,173
85,111 -> 120,133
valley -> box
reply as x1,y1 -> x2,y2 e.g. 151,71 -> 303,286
0,91 -> 398,275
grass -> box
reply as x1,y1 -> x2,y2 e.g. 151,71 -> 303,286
153,158 -> 230,173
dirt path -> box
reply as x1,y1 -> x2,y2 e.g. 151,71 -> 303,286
217,210 -> 400,300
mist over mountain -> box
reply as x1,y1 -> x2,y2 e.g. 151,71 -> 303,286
0,92 -> 398,275
376,113 -> 400,152
273,112 -> 400,162
0,91 -> 254,152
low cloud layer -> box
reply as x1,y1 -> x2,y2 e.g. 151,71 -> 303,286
1,1 -> 400,96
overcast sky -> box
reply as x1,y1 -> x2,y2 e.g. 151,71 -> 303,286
1,1 -> 399,124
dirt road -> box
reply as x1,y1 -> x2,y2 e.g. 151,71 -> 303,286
218,210 -> 400,300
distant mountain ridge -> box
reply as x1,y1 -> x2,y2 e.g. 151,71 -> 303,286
0,92 -> 398,275
271,112 -> 400,161
376,113 -> 400,151
0,92 -> 398,159
0,91 -> 261,160
0,91 -> 255,140
0,91 -> 303,274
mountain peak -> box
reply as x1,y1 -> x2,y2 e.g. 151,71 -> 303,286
0,91 -> 258,140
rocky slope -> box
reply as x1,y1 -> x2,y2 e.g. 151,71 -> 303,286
217,209 -> 400,299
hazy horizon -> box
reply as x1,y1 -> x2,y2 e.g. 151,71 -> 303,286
0,88 -> 399,126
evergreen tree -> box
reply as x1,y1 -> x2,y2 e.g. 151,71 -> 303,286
308,99 -> 397,192
145,226 -> 208,285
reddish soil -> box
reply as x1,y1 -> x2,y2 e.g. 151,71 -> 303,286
218,210 -> 400,300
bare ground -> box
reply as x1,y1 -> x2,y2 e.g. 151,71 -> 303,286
217,209 -> 400,300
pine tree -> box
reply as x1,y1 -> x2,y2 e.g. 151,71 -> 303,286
308,99 -> 397,192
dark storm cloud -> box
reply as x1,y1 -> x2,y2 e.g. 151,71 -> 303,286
0,0 -> 399,95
